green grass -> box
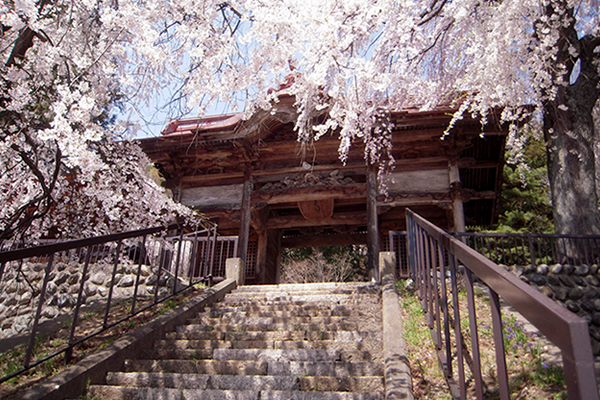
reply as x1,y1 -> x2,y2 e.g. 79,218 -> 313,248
98,338 -> 114,350
399,292 -> 428,348
501,314 -> 566,398
396,279 -> 567,399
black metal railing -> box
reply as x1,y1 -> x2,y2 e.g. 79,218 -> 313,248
0,223 -> 218,384
406,209 -> 598,400
456,231 -> 600,267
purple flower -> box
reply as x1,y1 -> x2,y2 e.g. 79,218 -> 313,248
542,362 -> 550,369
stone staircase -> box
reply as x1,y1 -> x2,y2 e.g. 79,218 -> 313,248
86,282 -> 385,399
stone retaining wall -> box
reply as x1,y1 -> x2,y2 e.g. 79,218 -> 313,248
0,261 -> 180,339
503,263 -> 600,356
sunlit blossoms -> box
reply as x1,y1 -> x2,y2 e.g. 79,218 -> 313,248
1,0 -> 599,240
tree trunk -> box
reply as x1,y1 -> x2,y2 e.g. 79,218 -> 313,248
541,4 -> 600,236
544,90 -> 600,236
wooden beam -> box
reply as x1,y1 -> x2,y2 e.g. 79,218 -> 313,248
377,194 -> 452,208
458,159 -> 502,169
466,190 -> 497,201
252,165 -> 365,181
253,184 -> 366,205
180,172 -> 245,185
267,211 -> 367,230
281,233 -> 367,248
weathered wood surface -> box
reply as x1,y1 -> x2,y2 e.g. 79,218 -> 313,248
181,184 -> 243,209
264,229 -> 282,283
254,184 -> 366,205
381,169 -> 449,194
298,199 -> 335,220
367,168 -> 380,279
237,176 -> 253,262
267,211 -> 368,230
139,102 -> 508,256
282,233 -> 368,248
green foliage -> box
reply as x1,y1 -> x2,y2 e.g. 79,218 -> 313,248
0,347 -> 22,382
496,131 -> 554,233
163,299 -> 178,310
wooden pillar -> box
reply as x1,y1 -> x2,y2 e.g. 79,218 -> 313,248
264,229 -> 282,284
366,167 -> 380,280
252,207 -> 269,284
255,231 -> 267,283
449,160 -> 466,233
237,174 -> 253,264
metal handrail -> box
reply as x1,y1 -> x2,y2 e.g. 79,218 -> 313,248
0,223 -> 218,384
406,209 -> 598,400
454,231 -> 600,267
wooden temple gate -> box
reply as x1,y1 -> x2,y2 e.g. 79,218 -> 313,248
139,95 -> 507,284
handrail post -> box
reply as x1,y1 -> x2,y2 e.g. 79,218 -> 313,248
103,241 -> 122,328
24,253 -> 54,368
66,245 -> 93,364
406,208 -> 600,400
528,236 -> 536,266
132,235 -> 148,313
173,227 -> 185,295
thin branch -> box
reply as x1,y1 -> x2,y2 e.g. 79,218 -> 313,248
418,0 -> 450,26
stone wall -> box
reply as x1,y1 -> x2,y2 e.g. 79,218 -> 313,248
503,263 -> 600,356
0,261 -> 181,340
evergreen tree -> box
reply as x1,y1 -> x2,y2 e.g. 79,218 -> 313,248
496,131 -> 554,233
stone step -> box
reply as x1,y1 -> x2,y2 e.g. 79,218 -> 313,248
187,314 -> 350,326
212,348 -> 343,362
229,285 -> 377,296
123,359 -> 384,377
225,291 -> 361,299
83,282 -> 386,400
87,386 -> 384,400
232,282 -> 377,292
201,307 -> 353,318
153,338 -> 380,352
122,359 -> 268,375
105,372 -> 383,392
141,348 -> 369,362
142,349 -> 377,363
222,294 -> 367,304
226,286 -> 380,297
176,321 -> 362,333
259,391 -> 384,400
217,301 -> 381,314
165,328 -> 379,342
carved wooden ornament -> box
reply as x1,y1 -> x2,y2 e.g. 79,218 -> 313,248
298,199 -> 335,220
